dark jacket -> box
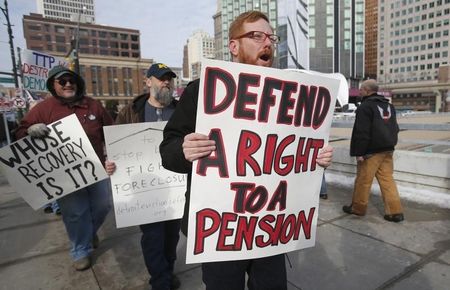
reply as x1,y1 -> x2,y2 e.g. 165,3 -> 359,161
160,79 -> 199,235
16,96 -> 113,163
350,93 -> 399,157
115,93 -> 177,124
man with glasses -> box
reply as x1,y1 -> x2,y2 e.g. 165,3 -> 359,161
160,11 -> 333,290
16,65 -> 113,271
105,63 -> 181,290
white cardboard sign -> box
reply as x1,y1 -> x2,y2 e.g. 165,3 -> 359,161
104,122 -> 186,228
186,59 -> 340,263
0,114 -> 108,209
21,49 -> 68,92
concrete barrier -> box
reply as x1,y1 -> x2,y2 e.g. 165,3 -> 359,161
327,146 -> 450,208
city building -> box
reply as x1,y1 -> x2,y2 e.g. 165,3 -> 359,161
214,0 -> 277,62
23,13 -> 140,58
183,30 -> 215,80
378,0 -> 450,84
364,0 -> 378,79
308,0 -> 364,88
378,0 -> 450,112
22,13 -> 154,102
277,0 -> 309,69
36,0 -> 95,23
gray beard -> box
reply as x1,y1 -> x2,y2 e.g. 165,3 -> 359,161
151,87 -> 173,106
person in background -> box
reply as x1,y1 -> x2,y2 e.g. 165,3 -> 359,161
105,63 -> 181,290
342,79 -> 404,222
159,11 -> 334,290
16,65 -> 113,270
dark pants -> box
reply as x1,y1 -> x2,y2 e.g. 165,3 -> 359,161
140,219 -> 181,290
201,254 -> 287,290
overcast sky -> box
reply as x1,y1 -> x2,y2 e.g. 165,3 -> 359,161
0,0 -> 216,73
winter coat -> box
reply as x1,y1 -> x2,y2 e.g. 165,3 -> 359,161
350,93 -> 399,157
160,79 -> 199,235
115,93 -> 177,124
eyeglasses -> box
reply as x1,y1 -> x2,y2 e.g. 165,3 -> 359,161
55,78 -> 76,86
234,31 -> 280,44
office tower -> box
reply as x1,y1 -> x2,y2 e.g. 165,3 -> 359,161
183,30 -> 215,80
36,0 -> 95,23
378,0 -> 450,84
278,0 -> 309,69
309,0 -> 364,86
365,0 -> 378,79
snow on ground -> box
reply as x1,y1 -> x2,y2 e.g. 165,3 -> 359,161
326,172 -> 450,209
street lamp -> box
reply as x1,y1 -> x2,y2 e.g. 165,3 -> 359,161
0,0 -> 18,88
71,6 -> 86,74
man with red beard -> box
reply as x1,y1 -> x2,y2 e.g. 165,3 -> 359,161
160,11 -> 333,290
105,63 -> 181,290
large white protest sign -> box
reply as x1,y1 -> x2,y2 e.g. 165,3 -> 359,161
21,49 -> 68,92
104,122 -> 186,228
186,59 -> 340,263
0,114 -> 108,210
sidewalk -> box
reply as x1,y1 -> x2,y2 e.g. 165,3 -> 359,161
0,179 -> 449,290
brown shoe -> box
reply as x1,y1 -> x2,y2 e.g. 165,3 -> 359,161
73,256 -> 91,271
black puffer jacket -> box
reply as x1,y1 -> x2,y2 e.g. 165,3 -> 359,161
350,94 -> 399,156
160,79 -> 199,235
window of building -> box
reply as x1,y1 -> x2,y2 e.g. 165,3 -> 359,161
56,45 -> 66,52
131,35 -> 139,42
28,25 -> 41,31
120,43 -> 129,49
54,26 -> 65,33
120,34 -> 128,40
121,51 -> 129,57
326,38 -> 333,48
131,43 -> 139,50
122,67 -> 133,96
99,31 -> 107,38
55,35 -> 65,43
91,66 -> 103,96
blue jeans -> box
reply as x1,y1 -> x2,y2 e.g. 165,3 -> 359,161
57,178 -> 111,261
140,219 -> 181,290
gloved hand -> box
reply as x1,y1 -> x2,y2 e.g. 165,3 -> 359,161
27,123 -> 50,138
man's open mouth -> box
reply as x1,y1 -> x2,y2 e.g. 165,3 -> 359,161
259,52 -> 271,62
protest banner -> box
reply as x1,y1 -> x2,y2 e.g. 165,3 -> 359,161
104,122 -> 186,228
186,59 -> 340,263
21,49 -> 68,92
0,114 -> 108,210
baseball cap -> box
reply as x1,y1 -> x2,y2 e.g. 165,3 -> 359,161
146,63 -> 177,79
